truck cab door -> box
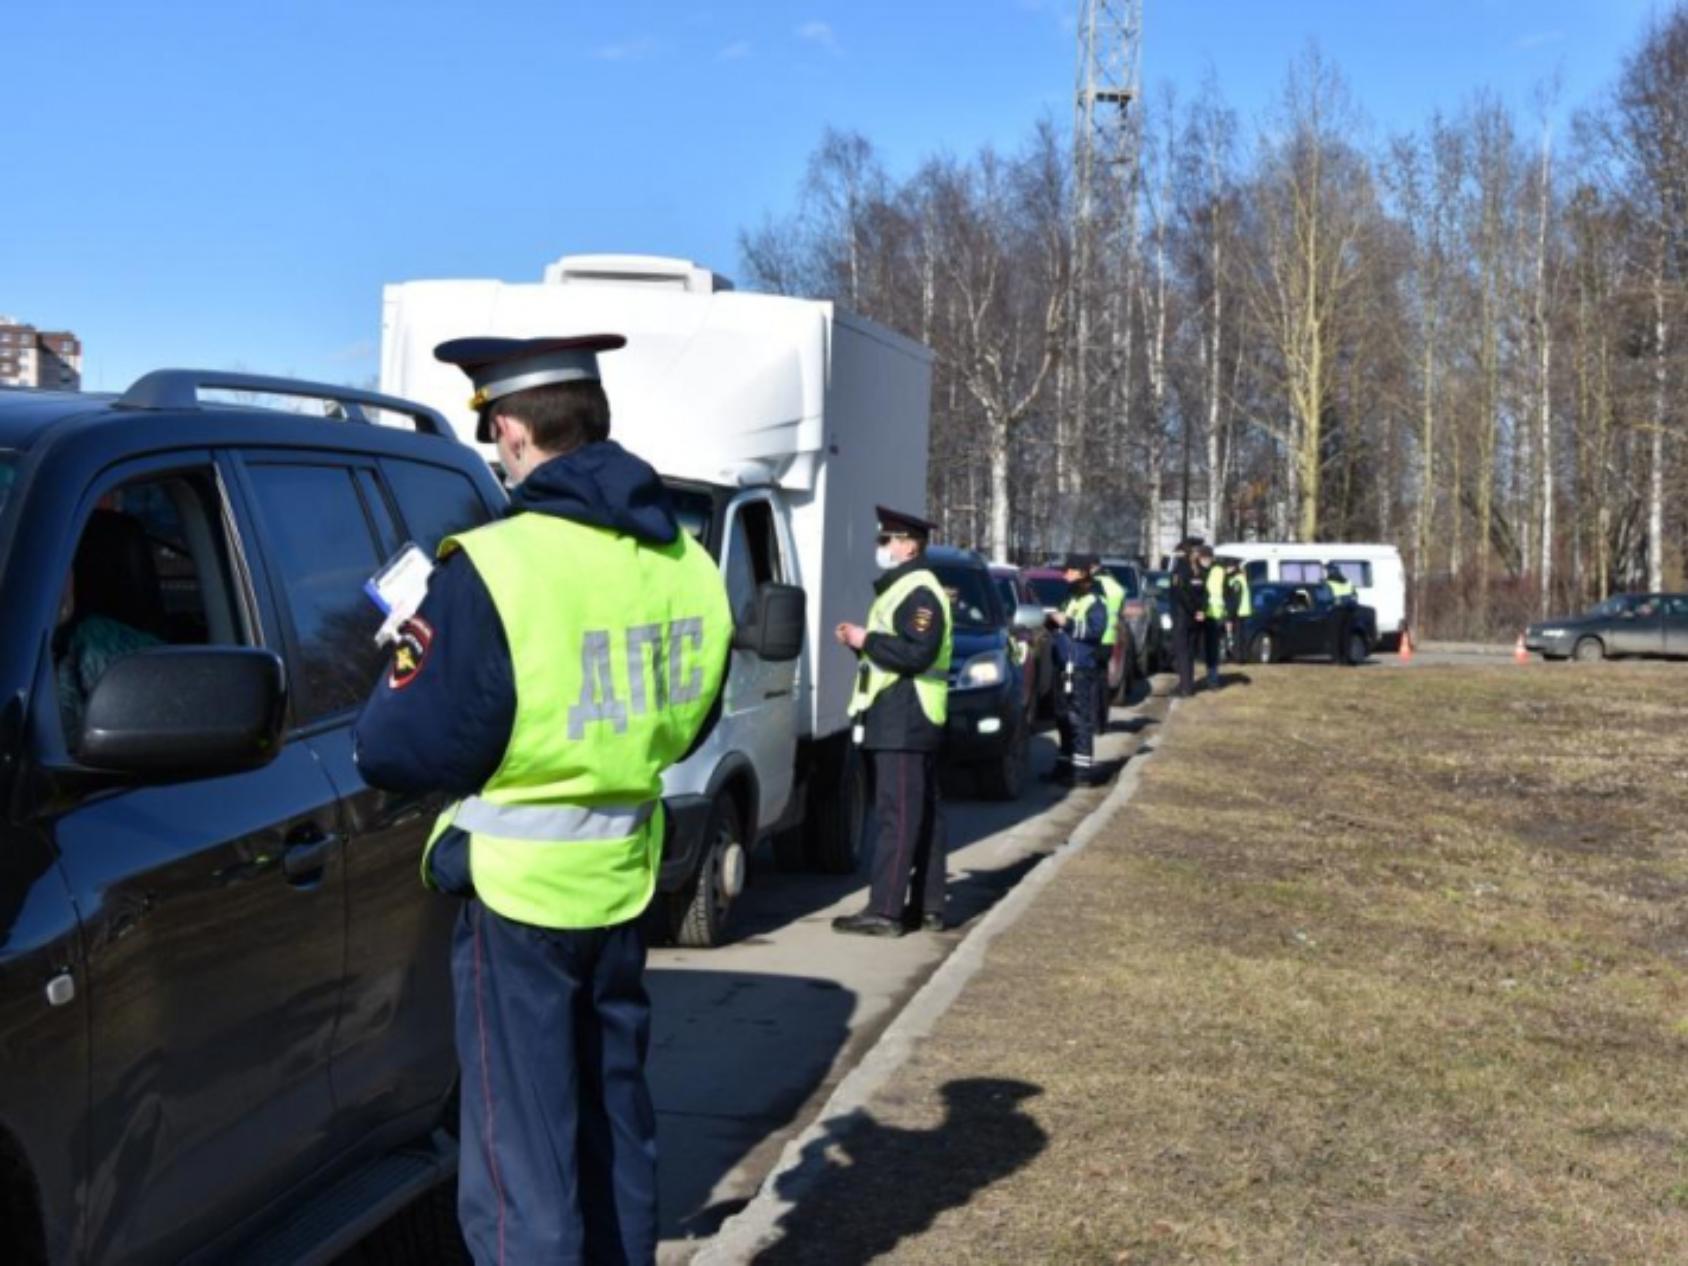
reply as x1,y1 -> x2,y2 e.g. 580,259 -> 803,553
718,492 -> 802,829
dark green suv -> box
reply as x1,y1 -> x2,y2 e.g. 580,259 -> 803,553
0,371 -> 503,1263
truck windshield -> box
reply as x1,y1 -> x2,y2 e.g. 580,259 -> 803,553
667,487 -> 715,551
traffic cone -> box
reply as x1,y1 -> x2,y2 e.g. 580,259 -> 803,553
1398,628 -> 1413,663
1513,634 -> 1529,664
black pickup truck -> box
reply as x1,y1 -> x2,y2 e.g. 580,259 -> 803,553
0,371 -> 502,1263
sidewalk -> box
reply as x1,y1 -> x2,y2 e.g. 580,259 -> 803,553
706,665 -> 1688,1264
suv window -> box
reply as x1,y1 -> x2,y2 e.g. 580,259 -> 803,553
55,468 -> 243,743
930,563 -> 1000,631
245,463 -> 386,724
381,459 -> 493,555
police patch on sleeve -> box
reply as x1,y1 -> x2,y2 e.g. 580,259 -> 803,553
388,617 -> 434,690
912,605 -> 936,634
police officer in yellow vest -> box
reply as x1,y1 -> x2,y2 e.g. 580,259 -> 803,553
1197,543 -> 1225,688
1325,562 -> 1358,666
1049,553 -> 1110,784
1090,559 -> 1126,727
353,334 -> 732,1265
1222,557 -> 1253,662
832,507 -> 952,937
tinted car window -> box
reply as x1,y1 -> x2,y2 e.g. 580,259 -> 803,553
1025,576 -> 1069,608
246,463 -> 386,723
0,453 -> 15,516
930,563 -> 1000,631
382,460 -> 492,556
992,576 -> 1020,615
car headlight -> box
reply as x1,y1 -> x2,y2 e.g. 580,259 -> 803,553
1159,613 -> 1173,630
956,650 -> 1008,690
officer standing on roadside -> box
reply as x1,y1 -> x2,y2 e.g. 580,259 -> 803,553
1325,562 -> 1357,666
832,507 -> 953,938
353,334 -> 733,1265
1048,552 -> 1109,785
1199,544 -> 1226,688
1223,557 -> 1252,661
1168,537 -> 1203,698
1090,558 -> 1126,729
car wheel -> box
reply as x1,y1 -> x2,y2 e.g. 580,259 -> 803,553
976,715 -> 1029,801
807,747 -> 870,874
1249,633 -> 1274,664
671,792 -> 745,948
1346,631 -> 1369,665
1573,636 -> 1605,663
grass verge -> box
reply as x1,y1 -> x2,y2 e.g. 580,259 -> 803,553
753,665 -> 1688,1265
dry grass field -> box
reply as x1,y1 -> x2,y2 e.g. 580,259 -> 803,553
757,665 -> 1688,1265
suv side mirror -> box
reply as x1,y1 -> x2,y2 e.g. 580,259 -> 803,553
77,647 -> 288,778
734,583 -> 806,662
1012,602 -> 1047,632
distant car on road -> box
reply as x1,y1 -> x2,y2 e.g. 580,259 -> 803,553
1524,593 -> 1688,661
1241,582 -> 1377,664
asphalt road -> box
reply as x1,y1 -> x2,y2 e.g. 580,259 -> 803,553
649,687 -> 1167,1263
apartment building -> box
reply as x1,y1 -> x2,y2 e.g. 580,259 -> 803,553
0,318 -> 82,390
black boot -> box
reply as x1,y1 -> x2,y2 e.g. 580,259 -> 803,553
832,911 -> 906,938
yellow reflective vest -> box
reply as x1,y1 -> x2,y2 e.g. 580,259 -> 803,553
1095,571 -> 1125,648
423,512 -> 732,930
848,567 -> 952,727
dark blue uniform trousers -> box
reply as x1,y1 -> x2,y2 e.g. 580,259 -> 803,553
453,899 -> 657,1266
865,749 -> 947,922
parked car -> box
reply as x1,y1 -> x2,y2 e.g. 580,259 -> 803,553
1221,541 -> 1408,650
1100,556 -> 1161,683
928,547 -> 1036,800
1240,582 -> 1378,664
989,563 -> 1056,716
0,371 -> 495,1264
1020,566 -> 1134,703
1525,592 -> 1688,661
1143,569 -> 1173,670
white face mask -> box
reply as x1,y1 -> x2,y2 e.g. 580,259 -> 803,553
875,545 -> 898,571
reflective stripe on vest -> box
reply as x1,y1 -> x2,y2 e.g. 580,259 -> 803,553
453,796 -> 658,842
1228,574 -> 1254,618
848,567 -> 952,727
1096,573 -> 1125,647
424,512 -> 732,930
1062,589 -> 1103,639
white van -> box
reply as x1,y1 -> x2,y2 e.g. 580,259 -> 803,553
381,254 -> 934,946
1215,542 -> 1407,648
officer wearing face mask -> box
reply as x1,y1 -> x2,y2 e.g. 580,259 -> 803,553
831,507 -> 952,938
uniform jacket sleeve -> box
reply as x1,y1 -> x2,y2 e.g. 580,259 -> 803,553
862,586 -> 947,677
352,553 -> 517,797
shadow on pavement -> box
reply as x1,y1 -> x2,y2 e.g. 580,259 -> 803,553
752,1078 -> 1048,1264
647,969 -> 856,1242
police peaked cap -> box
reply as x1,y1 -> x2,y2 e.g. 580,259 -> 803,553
876,506 -> 935,539
1063,552 -> 1099,571
435,334 -> 626,441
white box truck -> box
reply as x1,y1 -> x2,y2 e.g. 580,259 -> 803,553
381,254 -> 934,945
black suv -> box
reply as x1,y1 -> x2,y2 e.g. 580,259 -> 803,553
0,371 -> 503,1263
926,546 -> 1034,802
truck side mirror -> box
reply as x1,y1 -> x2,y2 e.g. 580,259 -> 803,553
734,583 -> 806,662
77,647 -> 288,779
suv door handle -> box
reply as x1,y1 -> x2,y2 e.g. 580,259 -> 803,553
282,829 -> 340,884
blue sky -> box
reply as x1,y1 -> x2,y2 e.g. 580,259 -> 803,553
1,0 -> 1661,393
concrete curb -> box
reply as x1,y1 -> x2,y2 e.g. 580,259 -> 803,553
693,704 -> 1175,1265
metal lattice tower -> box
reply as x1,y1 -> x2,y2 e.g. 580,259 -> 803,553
1067,0 -> 1142,522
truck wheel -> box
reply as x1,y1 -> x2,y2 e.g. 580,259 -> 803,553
807,747 -> 870,874
1249,633 -> 1274,664
671,793 -> 746,948
975,715 -> 1029,802
1573,636 -> 1605,663
1346,631 -> 1369,665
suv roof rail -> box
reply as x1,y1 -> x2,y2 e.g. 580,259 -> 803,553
115,369 -> 450,437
